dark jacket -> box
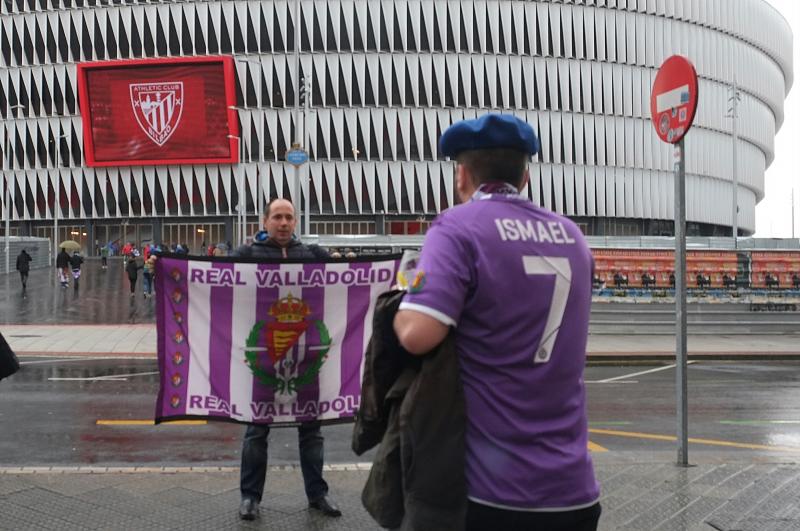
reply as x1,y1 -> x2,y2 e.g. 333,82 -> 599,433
126,259 -> 142,279
234,232 -> 329,260
354,290 -> 467,531
15,251 -> 32,273
56,250 -> 70,269
69,254 -> 83,270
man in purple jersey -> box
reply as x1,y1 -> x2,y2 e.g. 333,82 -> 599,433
394,114 -> 601,531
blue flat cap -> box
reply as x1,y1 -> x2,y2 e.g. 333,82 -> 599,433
439,113 -> 540,158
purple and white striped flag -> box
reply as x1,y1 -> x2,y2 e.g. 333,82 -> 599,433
154,254 -> 399,425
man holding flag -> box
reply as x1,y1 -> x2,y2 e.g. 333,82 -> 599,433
234,198 -> 341,521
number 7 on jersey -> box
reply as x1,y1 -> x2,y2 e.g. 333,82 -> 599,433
523,256 -> 573,364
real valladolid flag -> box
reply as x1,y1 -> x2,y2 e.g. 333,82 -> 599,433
154,254 -> 399,425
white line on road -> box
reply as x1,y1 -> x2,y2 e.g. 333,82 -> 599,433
21,357 -> 123,365
587,362 -> 696,384
586,380 -> 639,384
48,371 -> 160,382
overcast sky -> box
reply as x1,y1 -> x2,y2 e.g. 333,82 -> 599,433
758,0 -> 798,237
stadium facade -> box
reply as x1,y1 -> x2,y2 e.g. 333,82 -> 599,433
0,0 -> 793,254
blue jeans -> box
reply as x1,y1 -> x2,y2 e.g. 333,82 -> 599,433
240,421 -> 328,503
142,272 -> 153,295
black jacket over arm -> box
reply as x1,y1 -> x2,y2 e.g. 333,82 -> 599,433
355,290 -> 467,531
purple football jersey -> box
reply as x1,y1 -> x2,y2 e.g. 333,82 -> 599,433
400,191 -> 600,510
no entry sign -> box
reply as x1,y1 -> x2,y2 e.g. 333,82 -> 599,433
651,56 -> 699,144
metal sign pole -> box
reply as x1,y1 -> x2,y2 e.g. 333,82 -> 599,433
675,137 -> 689,467
731,78 -> 739,247
54,137 -> 60,276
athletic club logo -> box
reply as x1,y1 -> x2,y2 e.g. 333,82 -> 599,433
245,294 -> 331,399
130,82 -> 184,146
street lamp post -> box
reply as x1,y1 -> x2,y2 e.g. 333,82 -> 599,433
293,0 -> 304,232
227,132 -> 246,245
303,77 -> 313,236
4,133 -> 12,275
53,133 -> 68,271
5,103 -> 25,274
234,57 -> 264,226
727,79 -> 741,247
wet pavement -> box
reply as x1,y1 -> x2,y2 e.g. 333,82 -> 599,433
0,259 -> 156,325
2,358 -> 800,467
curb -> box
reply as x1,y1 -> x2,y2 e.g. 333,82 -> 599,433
17,352 -> 156,359
0,463 -> 373,474
587,352 -> 800,363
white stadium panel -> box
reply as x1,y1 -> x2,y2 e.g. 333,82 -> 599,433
0,0 -> 792,237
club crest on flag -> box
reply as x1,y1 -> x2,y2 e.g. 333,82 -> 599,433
245,294 -> 332,397
130,82 -> 184,146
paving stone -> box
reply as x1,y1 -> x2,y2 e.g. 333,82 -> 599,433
0,476 -> 34,496
2,464 -> 800,529
27,471 -> 128,496
706,466 -> 800,531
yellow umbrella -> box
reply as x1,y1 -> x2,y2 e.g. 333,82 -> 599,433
59,240 -> 81,252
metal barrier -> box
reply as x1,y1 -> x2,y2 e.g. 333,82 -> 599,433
0,237 -> 51,274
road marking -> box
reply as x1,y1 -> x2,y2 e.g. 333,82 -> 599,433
589,428 -> 800,452
49,371 -> 160,382
720,420 -> 800,425
588,362 -> 696,384
20,357 -> 125,365
50,377 -> 128,381
586,380 -> 638,384
97,420 -> 208,426
587,441 -> 608,452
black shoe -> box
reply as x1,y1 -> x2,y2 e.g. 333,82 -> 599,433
239,498 -> 259,521
309,496 -> 342,517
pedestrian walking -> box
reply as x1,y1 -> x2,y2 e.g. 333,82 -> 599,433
100,245 -> 109,269
69,251 -> 84,289
56,248 -> 70,288
126,256 -> 142,297
15,249 -> 32,290
234,198 -> 339,522
142,254 -> 157,298
394,114 -> 601,531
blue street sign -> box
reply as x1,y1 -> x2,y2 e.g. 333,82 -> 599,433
286,149 -> 308,166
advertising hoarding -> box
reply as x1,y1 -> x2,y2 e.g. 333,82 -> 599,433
78,56 -> 239,167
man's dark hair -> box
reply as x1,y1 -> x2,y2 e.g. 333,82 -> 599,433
456,148 -> 528,188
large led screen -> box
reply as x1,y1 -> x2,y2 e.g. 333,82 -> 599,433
78,56 -> 239,166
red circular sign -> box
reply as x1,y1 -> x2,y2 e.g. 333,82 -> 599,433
650,55 -> 699,144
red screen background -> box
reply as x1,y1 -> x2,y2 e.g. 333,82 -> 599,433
81,59 -> 236,166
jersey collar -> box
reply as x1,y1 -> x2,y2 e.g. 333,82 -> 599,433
471,181 -> 523,201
